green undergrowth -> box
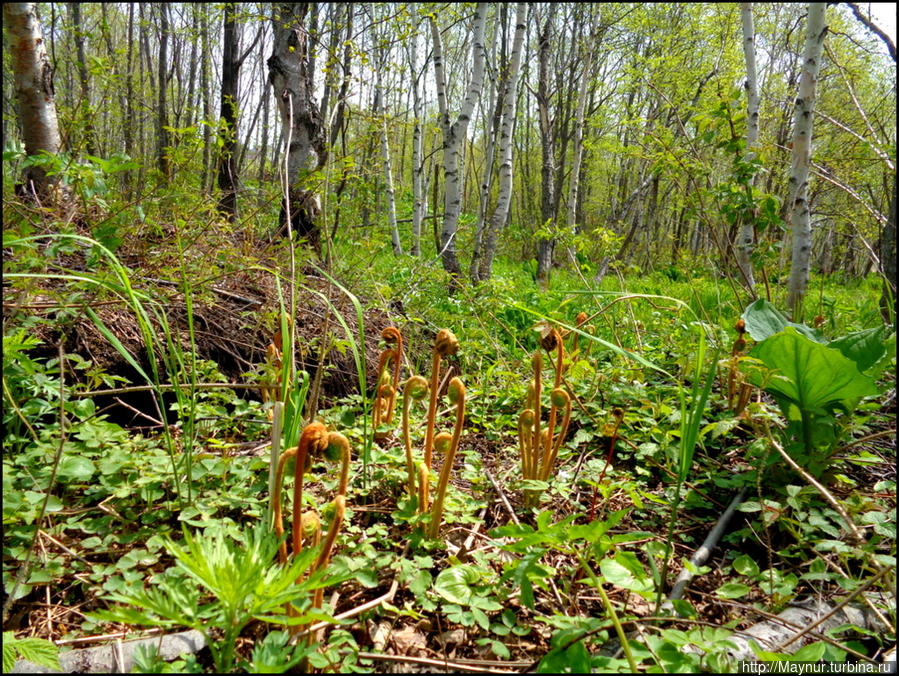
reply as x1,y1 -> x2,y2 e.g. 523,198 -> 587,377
3,217 -> 895,672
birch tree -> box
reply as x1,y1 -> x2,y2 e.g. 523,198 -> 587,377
406,10 -> 427,256
786,3 -> 827,319
735,2 -> 760,291
430,3 -> 490,289
268,2 -> 326,251
535,4 -> 558,285
563,8 -> 599,269
477,3 -> 527,282
372,15 -> 402,256
4,2 -> 62,198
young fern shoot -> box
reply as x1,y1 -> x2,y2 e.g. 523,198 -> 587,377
428,377 -> 466,538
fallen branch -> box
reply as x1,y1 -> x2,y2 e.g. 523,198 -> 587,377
666,487 -> 747,604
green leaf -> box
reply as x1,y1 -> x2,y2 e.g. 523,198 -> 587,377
791,641 -> 826,661
9,636 -> 62,671
433,565 -> 480,606
715,582 -> 751,599
748,328 -> 878,418
3,634 -> 15,673
57,455 -> 96,481
732,554 -> 759,577
599,557 -> 653,595
741,299 -> 824,343
828,326 -> 894,378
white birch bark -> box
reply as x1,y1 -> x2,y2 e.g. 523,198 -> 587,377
479,3 -> 527,282
373,27 -> 402,256
735,2 -> 760,291
430,3 -> 490,287
4,2 -> 62,195
406,22 -> 427,256
786,3 -> 827,319
469,75 -> 498,279
564,14 -> 598,269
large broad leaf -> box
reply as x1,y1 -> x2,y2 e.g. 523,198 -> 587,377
433,565 -> 480,606
741,299 -> 824,343
828,325 -> 895,379
748,328 -> 877,417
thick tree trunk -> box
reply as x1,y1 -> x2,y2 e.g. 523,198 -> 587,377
786,3 -> 827,320
479,3 -> 526,282
469,75 -> 499,279
269,2 -> 326,252
218,4 -> 241,221
430,3 -> 489,291
4,2 -> 62,198
735,2 -> 759,291
535,6 -> 557,286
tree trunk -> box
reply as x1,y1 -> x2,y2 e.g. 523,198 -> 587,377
469,75 -> 499,278
200,7 -> 212,193
786,3 -> 827,320
407,18 -> 426,257
479,3 -> 526,282
156,2 -> 171,178
430,3 -> 490,291
218,4 -> 241,221
881,181 -> 896,326
123,2 -> 135,196
258,61 -> 271,185
563,11 -> 598,269
185,6 -> 199,130
470,5 -> 505,280
4,2 -> 62,198
535,6 -> 558,286
373,21 -> 402,256
269,2 -> 326,252
69,2 -> 96,156
735,2 -> 759,291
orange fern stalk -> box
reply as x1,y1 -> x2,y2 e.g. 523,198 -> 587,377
382,327 -> 403,425
428,377 -> 466,538
424,329 -> 458,470
402,376 -> 429,499
291,422 -> 329,558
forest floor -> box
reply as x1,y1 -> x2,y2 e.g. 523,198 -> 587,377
3,219 -> 896,673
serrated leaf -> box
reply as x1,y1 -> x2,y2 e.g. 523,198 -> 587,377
11,637 -> 62,671
3,634 -> 16,673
